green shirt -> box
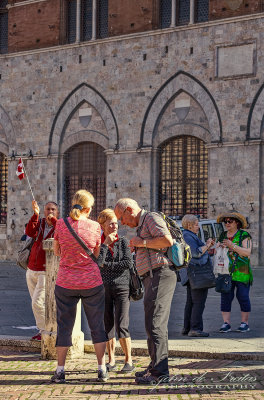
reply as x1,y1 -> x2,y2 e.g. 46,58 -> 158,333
219,230 -> 252,285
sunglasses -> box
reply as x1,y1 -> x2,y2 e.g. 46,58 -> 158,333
224,218 -> 235,224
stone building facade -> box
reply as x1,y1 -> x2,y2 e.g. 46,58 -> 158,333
0,1 -> 263,264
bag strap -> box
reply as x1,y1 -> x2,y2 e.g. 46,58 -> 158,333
63,217 -> 98,265
136,212 -> 154,278
230,230 -> 243,274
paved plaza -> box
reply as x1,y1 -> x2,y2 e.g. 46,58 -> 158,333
0,261 -> 264,398
0,349 -> 264,400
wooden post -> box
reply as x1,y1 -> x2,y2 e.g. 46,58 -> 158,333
41,238 -> 84,360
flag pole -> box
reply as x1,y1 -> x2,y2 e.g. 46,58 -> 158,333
21,159 -> 35,201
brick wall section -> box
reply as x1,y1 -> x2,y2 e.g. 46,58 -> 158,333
209,0 -> 262,21
8,0 -> 61,53
108,0 -> 159,37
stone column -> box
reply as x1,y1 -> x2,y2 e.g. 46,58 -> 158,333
41,238 -> 84,360
76,0 -> 81,43
190,0 -> 195,24
170,0 -> 176,28
92,0 -> 97,40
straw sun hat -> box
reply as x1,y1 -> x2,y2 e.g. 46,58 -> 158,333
217,210 -> 248,229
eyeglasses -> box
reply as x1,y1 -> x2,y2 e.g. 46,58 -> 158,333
224,218 -> 235,224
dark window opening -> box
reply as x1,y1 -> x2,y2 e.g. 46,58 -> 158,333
63,142 -> 106,220
178,0 -> 190,25
0,0 -> 8,54
160,0 -> 171,28
0,152 -> 8,224
67,0 -> 77,43
98,0 -> 108,39
158,135 -> 208,218
82,0 -> 93,41
196,0 -> 209,23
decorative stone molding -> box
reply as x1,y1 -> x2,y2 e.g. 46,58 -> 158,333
49,83 -> 119,155
140,71 -> 222,147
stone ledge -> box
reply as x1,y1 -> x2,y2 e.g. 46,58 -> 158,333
0,335 -> 41,353
1,336 -> 263,361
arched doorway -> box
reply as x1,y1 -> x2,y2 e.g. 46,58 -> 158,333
63,142 -> 106,219
0,152 -> 8,224
158,135 -> 208,218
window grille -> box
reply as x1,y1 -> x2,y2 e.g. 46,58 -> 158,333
82,0 -> 92,41
67,0 -> 77,44
63,142 -> 106,220
160,0 -> 171,29
177,0 -> 190,25
98,0 -> 108,39
0,153 -> 8,224
158,135 -> 208,218
196,0 -> 209,22
0,0 -> 8,54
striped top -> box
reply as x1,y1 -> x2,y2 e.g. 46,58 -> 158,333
54,217 -> 102,290
135,210 -> 172,276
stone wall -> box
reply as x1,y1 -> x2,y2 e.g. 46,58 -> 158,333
0,14 -> 263,264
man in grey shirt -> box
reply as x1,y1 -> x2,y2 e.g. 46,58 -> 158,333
115,198 -> 177,384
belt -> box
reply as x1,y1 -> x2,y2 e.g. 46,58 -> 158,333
140,267 -> 162,280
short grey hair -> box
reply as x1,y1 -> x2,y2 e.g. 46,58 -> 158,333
182,214 -> 198,229
115,198 -> 140,213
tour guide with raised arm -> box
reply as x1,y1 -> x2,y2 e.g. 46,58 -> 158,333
114,198 -> 176,384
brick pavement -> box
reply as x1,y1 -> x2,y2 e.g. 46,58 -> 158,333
0,350 -> 264,400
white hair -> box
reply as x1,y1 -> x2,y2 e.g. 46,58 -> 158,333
115,198 -> 140,212
182,214 -> 198,229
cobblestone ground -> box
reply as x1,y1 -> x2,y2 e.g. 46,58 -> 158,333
0,350 -> 264,400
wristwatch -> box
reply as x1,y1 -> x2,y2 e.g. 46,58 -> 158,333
142,239 -> 147,248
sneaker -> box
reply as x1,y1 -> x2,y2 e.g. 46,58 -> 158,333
219,322 -> 231,333
31,333 -> 41,341
106,363 -> 116,371
97,369 -> 109,382
135,367 -> 150,377
188,330 -> 209,337
236,322 -> 250,332
135,372 -> 167,385
51,371 -> 65,384
121,363 -> 135,373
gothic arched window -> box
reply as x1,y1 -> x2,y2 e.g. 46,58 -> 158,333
63,142 -> 106,219
158,135 -> 208,218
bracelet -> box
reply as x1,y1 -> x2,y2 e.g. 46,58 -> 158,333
142,240 -> 147,248
233,244 -> 236,251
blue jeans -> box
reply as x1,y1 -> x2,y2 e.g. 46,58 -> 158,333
221,281 -> 251,313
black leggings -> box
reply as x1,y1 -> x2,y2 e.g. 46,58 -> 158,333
104,284 -> 130,340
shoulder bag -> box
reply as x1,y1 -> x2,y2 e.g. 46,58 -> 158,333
16,218 -> 42,270
63,218 -> 98,264
129,260 -> 144,301
215,231 -> 243,294
187,255 -> 216,290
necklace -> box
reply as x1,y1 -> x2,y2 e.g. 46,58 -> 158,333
227,230 -> 238,241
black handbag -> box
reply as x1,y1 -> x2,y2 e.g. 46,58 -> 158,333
215,273 -> 232,293
188,256 -> 216,290
129,263 -> 144,301
215,231 -> 243,294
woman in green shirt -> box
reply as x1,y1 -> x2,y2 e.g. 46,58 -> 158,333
217,211 -> 252,333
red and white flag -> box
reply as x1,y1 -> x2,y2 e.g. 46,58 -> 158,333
16,158 -> 25,180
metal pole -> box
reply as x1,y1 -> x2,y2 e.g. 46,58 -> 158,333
21,160 -> 35,201
76,0 -> 81,43
190,0 -> 195,24
170,0 -> 176,28
92,0 -> 97,40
